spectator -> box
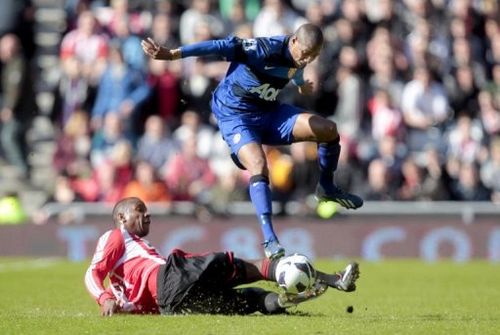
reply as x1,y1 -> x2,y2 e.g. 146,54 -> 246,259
450,162 -> 491,201
90,113 -> 127,168
363,158 -> 395,201
253,0 -> 306,37
330,63 -> 363,144
419,146 -> 450,200
397,156 -> 426,201
449,37 -> 487,89
334,138 -> 365,198
267,146 -> 294,214
53,110 -> 92,178
179,0 -> 226,44
32,175 -> 85,226
79,140 -> 134,203
366,27 -> 406,105
219,0 -> 256,33
0,0 -> 35,60
146,58 -> 182,127
123,160 -> 172,203
445,65 -> 480,118
150,13 -> 179,51
339,0 -> 372,47
480,136 -> 500,203
136,115 -> 179,172
95,0 -> 151,37
484,24 -> 500,69
445,113 -> 484,164
110,15 -> 146,71
367,89 -> 405,142
52,57 -> 91,128
91,43 -> 151,142
60,10 -> 108,84
400,65 -> 450,152
484,63 -> 500,105
370,135 -> 405,187
289,142 -> 320,203
477,90 -> 500,136
207,129 -> 235,179
219,0 -> 260,25
172,110 -> 215,159
209,165 -> 249,215
0,34 -> 34,177
164,131 -> 217,202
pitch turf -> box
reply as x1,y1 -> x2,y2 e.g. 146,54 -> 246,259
0,258 -> 498,335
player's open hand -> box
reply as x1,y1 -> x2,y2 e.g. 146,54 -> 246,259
101,299 -> 118,317
141,37 -> 179,61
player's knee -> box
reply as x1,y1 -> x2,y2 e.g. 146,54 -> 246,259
311,117 -> 338,142
246,157 -> 268,175
322,120 -> 339,141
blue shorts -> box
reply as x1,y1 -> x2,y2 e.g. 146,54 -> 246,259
212,102 -> 303,158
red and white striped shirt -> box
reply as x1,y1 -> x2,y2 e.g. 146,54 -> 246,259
84,227 -> 166,313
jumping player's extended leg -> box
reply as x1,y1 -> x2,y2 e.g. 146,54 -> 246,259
293,113 -> 363,209
237,142 -> 285,259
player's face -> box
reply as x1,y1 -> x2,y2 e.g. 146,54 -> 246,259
290,37 -> 321,68
124,200 -> 151,237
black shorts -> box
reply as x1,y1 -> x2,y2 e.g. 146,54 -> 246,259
156,249 -> 271,315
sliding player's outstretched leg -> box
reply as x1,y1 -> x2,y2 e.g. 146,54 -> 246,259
277,280 -> 329,308
315,262 -> 360,292
273,259 -> 360,308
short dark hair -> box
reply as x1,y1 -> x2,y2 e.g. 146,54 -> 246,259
295,23 -> 324,50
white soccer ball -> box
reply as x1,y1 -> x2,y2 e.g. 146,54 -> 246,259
275,254 -> 316,294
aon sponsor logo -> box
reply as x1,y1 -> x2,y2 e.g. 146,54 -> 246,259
249,83 -> 280,101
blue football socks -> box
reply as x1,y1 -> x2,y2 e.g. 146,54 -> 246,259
249,174 -> 278,242
317,138 -> 341,192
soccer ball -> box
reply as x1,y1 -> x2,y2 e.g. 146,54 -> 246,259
275,254 -> 316,294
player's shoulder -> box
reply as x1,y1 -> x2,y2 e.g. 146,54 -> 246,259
254,35 -> 288,50
98,228 -> 124,244
237,35 -> 288,59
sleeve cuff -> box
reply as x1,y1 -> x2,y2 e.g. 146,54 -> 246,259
98,292 -> 115,306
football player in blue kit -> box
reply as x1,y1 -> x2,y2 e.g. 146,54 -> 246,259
142,23 -> 363,259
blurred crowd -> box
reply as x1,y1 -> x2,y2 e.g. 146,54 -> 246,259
1,0 -> 500,221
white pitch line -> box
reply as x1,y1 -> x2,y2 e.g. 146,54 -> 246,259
0,258 -> 63,272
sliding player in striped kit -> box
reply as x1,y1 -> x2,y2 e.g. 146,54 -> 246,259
84,197 -> 360,316
142,23 -> 363,259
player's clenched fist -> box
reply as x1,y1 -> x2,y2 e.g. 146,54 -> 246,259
141,37 -> 180,60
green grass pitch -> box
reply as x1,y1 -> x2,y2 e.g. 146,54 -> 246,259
0,258 -> 498,335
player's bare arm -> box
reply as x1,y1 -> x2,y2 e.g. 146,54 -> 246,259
141,37 -> 181,60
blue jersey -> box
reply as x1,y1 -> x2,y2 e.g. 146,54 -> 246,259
180,36 -> 305,115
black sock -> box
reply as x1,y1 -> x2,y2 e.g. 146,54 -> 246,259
316,270 -> 339,287
264,292 -> 287,314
